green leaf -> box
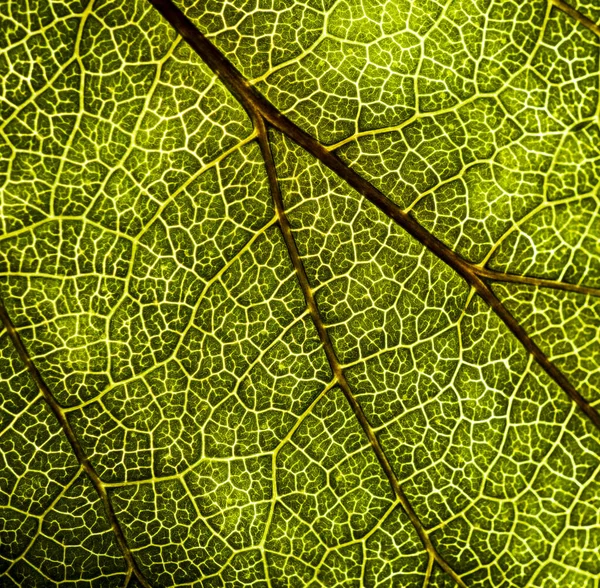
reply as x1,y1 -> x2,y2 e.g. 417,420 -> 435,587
1,0 -> 599,586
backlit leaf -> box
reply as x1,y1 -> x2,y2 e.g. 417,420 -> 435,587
1,0 -> 599,586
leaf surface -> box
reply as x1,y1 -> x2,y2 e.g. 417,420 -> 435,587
0,0 -> 599,586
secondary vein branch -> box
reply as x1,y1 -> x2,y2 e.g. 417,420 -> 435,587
253,114 -> 467,587
474,267 -> 600,298
0,299 -> 151,588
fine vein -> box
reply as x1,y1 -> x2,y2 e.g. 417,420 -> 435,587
0,299 -> 151,588
146,0 -> 600,432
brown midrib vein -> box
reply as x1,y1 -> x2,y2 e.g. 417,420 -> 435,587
253,112 -> 467,587
0,300 -> 151,588
147,0 -> 600,427
552,0 -> 600,37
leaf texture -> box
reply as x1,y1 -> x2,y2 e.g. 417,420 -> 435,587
0,0 -> 599,586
